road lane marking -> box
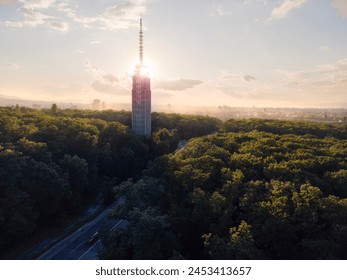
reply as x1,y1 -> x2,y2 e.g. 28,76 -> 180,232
69,240 -> 86,255
110,219 -> 124,232
78,240 -> 100,260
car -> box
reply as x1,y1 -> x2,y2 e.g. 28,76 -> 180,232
87,232 -> 100,244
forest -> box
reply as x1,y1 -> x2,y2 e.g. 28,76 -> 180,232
0,106 -> 219,256
0,105 -> 346,259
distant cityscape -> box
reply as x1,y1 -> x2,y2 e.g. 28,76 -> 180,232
0,94 -> 346,124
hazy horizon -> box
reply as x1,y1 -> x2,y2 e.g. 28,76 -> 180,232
2,93 -> 347,114
1,0 -> 347,108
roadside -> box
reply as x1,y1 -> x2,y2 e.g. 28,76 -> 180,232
36,198 -> 124,260
15,194 -> 115,260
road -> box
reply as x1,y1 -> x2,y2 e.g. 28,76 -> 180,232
37,200 -> 126,260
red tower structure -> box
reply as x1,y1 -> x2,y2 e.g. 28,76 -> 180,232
132,18 -> 151,137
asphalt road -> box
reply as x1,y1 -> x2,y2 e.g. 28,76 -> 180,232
37,201 -> 125,260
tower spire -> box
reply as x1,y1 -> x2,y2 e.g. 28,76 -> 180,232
139,18 -> 143,64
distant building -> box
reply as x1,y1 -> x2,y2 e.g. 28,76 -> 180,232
32,104 -> 41,109
131,18 -> 151,138
91,99 -> 101,110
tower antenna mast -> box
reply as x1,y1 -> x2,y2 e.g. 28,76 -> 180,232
139,18 -> 144,64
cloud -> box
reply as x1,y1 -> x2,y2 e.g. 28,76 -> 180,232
210,61 -> 346,106
317,58 -> 347,74
91,80 -> 129,95
84,59 -> 101,78
319,45 -> 331,52
243,75 -> 256,82
331,0 -> 347,18
6,6 -> 53,28
314,59 -> 347,86
220,74 -> 241,80
97,0 -> 146,30
244,0 -> 268,5
276,69 -> 311,85
210,3 -> 226,17
0,61 -> 19,68
268,0 -> 308,21
4,0 -> 70,31
56,2 -> 97,28
58,0 -> 146,30
48,20 -> 68,31
153,79 -> 203,91
4,0 -> 145,31
277,58 -> 347,89
208,71 -> 262,100
19,0 -> 56,9
102,74 -> 119,83
84,59 -> 129,95
0,0 -> 15,5
220,72 -> 257,83
210,2 -> 234,17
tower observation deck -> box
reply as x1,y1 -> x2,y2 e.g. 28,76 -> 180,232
131,18 -> 151,137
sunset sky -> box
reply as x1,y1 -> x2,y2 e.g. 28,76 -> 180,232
1,0 -> 347,108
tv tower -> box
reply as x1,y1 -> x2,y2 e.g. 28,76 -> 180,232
131,18 -> 151,137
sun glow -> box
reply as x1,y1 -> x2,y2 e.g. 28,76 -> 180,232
132,60 -> 157,78
138,64 -> 149,76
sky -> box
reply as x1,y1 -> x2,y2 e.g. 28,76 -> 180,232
0,0 -> 347,108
